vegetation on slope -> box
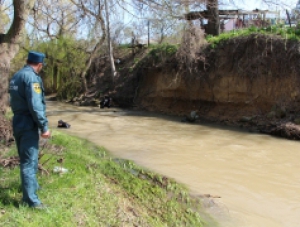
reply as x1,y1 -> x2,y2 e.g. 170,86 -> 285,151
206,25 -> 300,48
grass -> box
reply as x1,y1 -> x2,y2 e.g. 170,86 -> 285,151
206,25 -> 300,48
0,130 -> 216,227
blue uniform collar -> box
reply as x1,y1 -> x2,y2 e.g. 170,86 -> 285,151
24,65 -> 39,75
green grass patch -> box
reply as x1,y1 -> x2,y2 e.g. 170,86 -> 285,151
0,131 -> 216,227
148,44 -> 178,61
206,25 -> 300,48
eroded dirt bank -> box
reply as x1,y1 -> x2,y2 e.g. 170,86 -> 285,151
109,34 -> 300,140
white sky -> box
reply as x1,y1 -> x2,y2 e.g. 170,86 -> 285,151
222,0 -> 298,10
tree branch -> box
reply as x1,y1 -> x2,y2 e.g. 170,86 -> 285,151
6,0 -> 36,44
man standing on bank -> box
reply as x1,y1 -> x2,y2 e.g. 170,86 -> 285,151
9,51 -> 51,209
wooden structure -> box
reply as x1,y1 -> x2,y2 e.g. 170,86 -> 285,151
185,9 -> 279,20
184,9 -> 280,32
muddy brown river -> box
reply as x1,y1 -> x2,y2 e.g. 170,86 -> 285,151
47,101 -> 300,227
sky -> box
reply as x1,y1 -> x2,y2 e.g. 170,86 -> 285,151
222,0 -> 298,11
1,0 -> 299,40
218,0 -> 298,19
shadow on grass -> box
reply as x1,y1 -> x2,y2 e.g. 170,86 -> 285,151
0,180 -> 21,208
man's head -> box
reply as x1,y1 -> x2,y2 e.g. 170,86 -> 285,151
27,51 -> 46,73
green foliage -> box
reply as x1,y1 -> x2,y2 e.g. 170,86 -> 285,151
56,78 -> 82,100
10,48 -> 29,76
118,43 -> 132,49
38,36 -> 87,98
206,25 -> 300,48
147,44 -> 178,63
12,36 -> 89,99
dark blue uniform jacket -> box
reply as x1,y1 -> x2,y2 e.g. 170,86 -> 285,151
9,65 -> 48,134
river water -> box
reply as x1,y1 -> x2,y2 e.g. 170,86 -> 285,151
47,101 -> 300,227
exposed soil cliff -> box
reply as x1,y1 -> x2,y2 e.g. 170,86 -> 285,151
110,34 -> 300,139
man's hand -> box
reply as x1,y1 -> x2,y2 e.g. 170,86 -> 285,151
41,130 -> 51,139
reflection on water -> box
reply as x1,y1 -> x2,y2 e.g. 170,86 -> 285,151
47,101 -> 300,227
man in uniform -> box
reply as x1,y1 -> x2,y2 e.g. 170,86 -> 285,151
9,51 -> 51,209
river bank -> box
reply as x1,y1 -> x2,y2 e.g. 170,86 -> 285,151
0,129 -> 216,226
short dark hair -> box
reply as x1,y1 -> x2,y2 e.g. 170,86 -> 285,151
27,60 -> 41,66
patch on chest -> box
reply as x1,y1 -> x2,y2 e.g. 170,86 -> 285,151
33,83 -> 41,94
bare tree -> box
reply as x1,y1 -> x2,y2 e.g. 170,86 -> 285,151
67,0 -> 107,92
30,0 -> 79,39
104,0 -> 116,77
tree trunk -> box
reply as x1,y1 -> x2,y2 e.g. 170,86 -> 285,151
206,0 -> 219,36
80,66 -> 89,93
104,0 -> 116,77
0,44 -> 18,113
0,0 -> 36,113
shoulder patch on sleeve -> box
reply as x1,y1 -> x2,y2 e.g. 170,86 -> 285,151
32,83 -> 41,94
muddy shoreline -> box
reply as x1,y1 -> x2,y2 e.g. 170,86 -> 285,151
50,94 -> 300,141
58,97 -> 300,141
1,98 -> 299,151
